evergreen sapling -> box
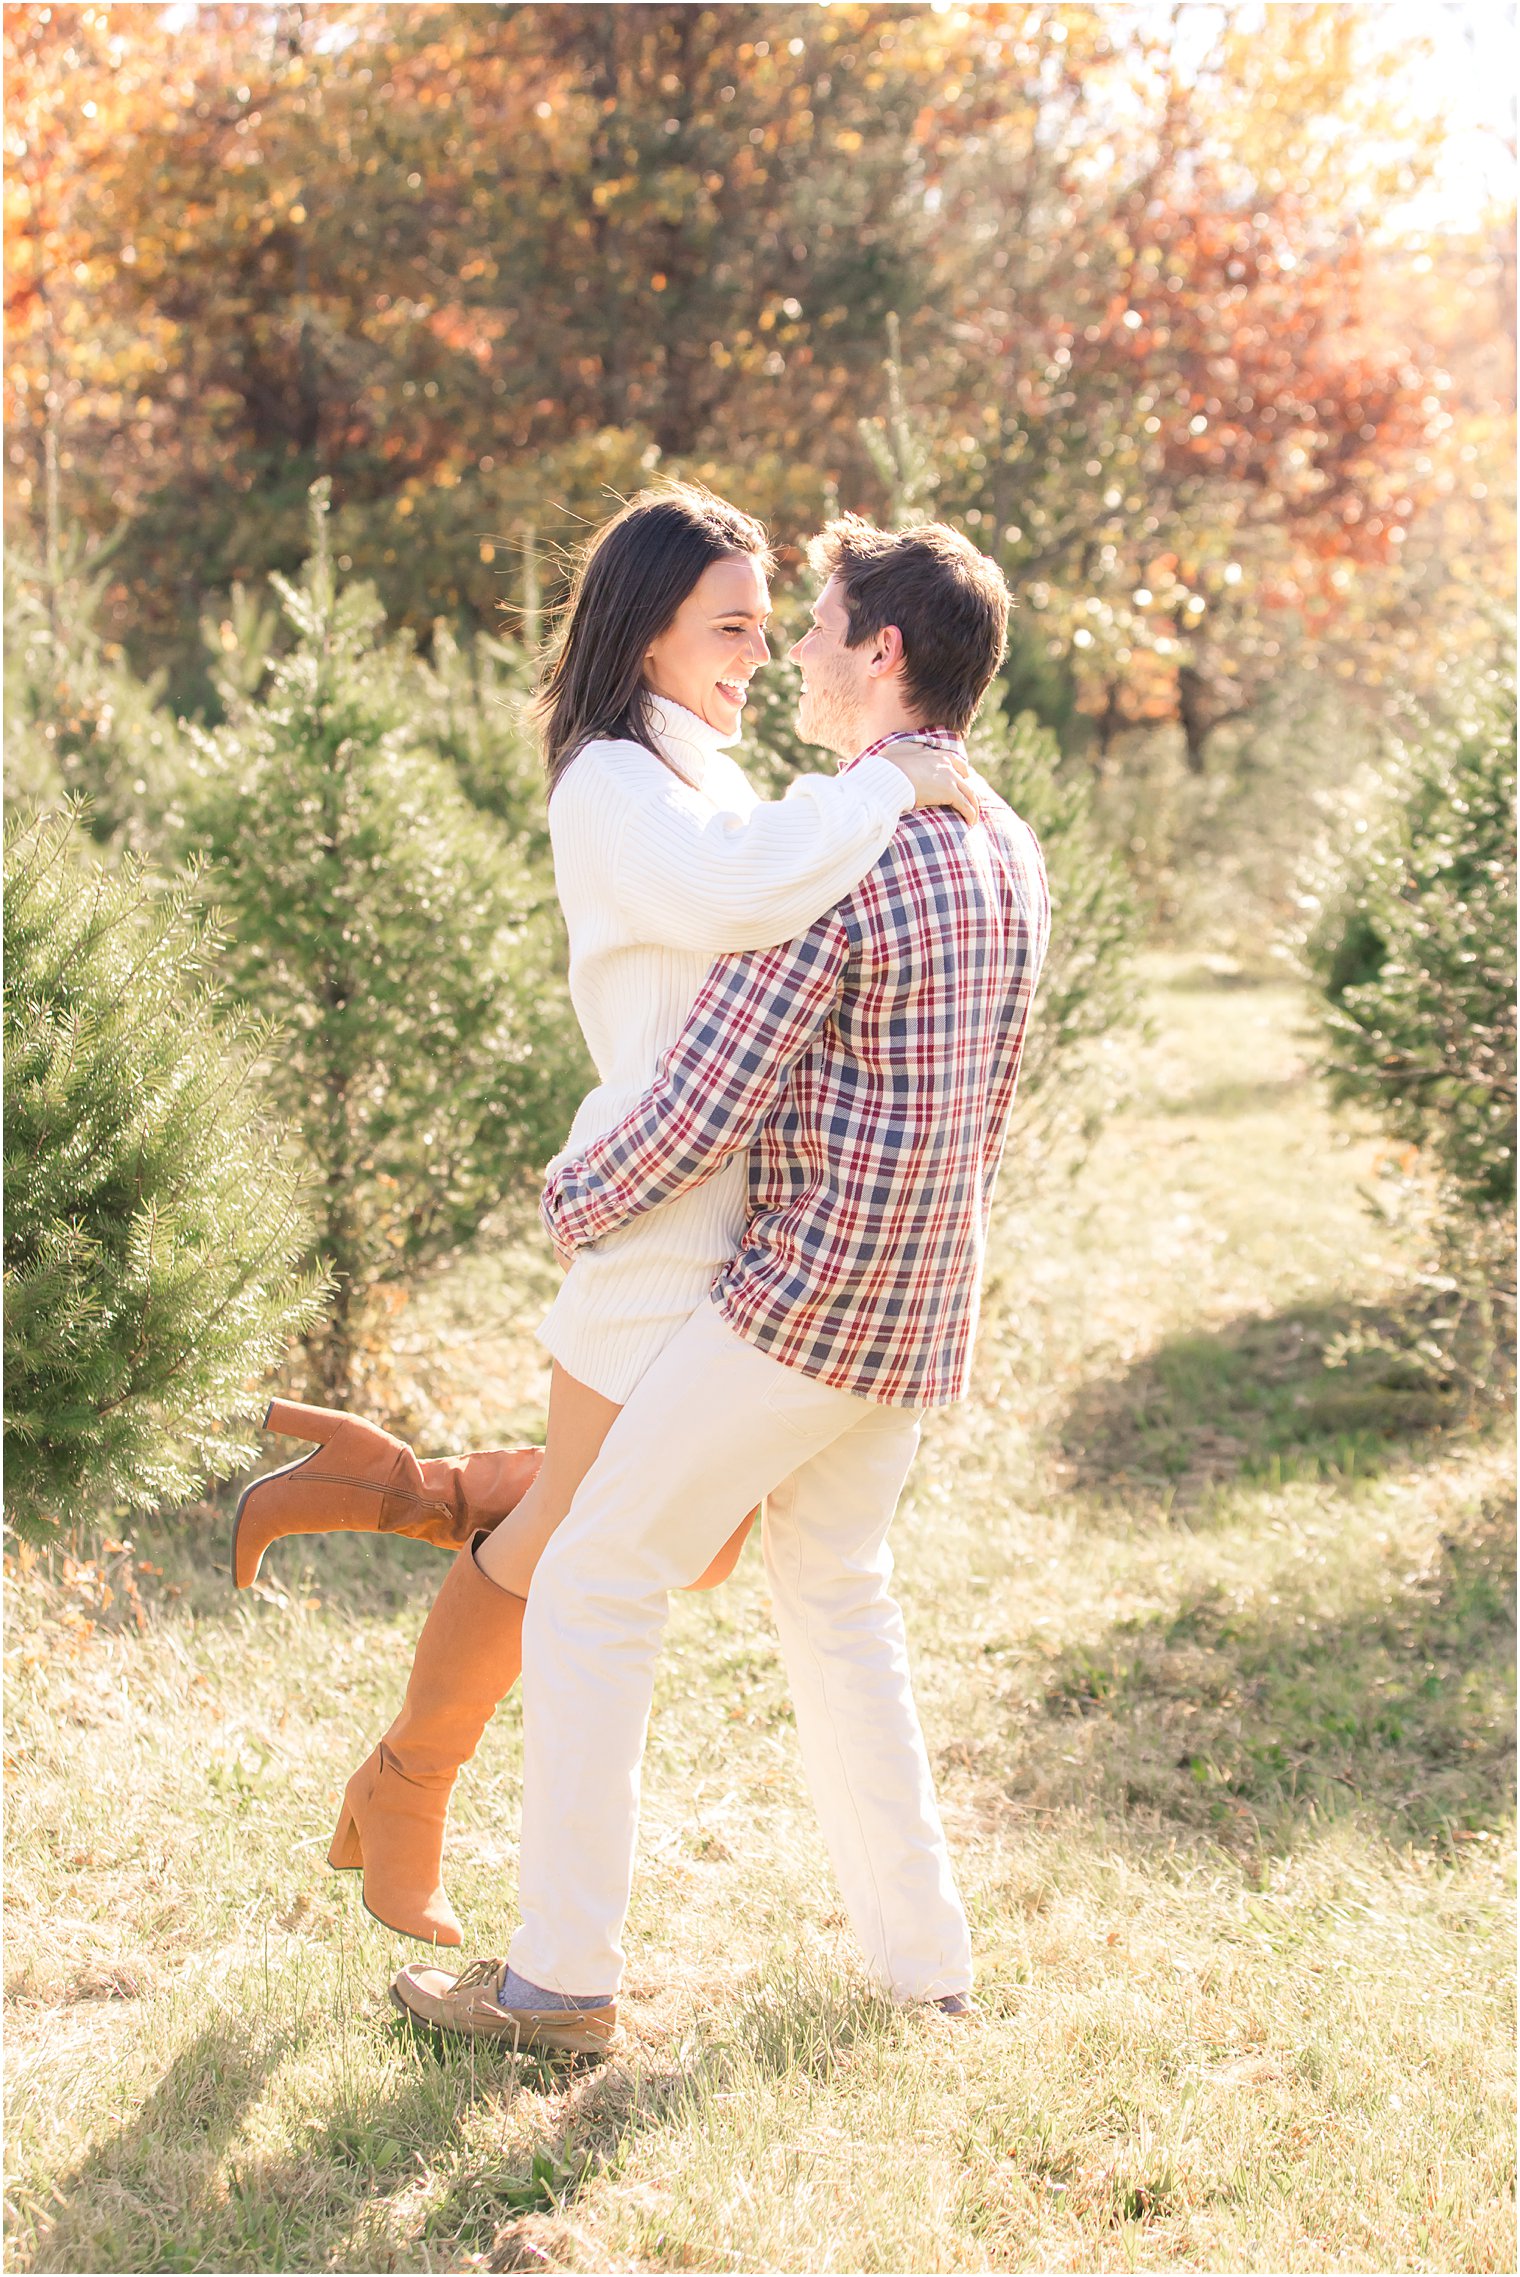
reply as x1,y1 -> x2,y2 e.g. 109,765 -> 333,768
1311,668 -> 1517,1245
3,806 -> 323,1543
184,479 -> 589,1403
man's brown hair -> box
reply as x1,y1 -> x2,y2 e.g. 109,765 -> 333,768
809,516 -> 1010,734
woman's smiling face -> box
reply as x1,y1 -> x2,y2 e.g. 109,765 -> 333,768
643,553 -> 773,734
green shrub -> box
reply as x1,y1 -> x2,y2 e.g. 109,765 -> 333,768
3,808 -> 323,1543
407,618 -> 547,849
967,700 -> 1143,1154
3,532 -> 189,857
1310,668 -> 1516,1230
1304,664 -> 1515,1396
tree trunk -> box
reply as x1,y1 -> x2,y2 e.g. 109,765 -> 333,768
309,587 -> 362,1409
1094,679 -> 1125,763
308,1266 -> 357,1406
1176,664 -> 1211,776
652,11 -> 700,456
41,286 -> 62,636
588,12 -> 629,430
293,197 -> 321,462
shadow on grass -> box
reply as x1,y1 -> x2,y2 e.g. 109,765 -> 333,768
997,1489 -> 1516,1862
275,2010 -> 633,2272
1158,960 -> 1278,994
1061,1297 -> 1472,1516
22,2005 -> 628,2273
411,2040 -> 674,2271
21,2023 -> 293,2273
386,1949 -> 901,2267
22,1504 -> 472,1639
1156,1072 -> 1309,1119
407,1965 -> 898,2268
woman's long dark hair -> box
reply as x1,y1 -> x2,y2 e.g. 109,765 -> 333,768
537,483 -> 773,795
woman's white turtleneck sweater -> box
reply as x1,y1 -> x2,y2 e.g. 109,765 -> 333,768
536,695 -> 917,1402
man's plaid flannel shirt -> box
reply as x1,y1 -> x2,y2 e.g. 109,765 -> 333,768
541,729 -> 1051,1408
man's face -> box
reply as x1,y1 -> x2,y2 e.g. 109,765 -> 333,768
788,575 -> 872,757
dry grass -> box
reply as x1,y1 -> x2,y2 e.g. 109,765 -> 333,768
5,958 -> 1514,2274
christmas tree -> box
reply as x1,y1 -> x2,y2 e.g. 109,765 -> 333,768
3,806 -> 323,1543
1313,667 -> 1517,1233
184,479 -> 589,1403
858,313 -> 940,529
966,701 -> 1141,1168
4,527 -> 189,857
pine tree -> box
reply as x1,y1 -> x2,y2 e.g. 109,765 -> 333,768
3,528 -> 188,856
184,479 -> 590,1404
1298,664 -> 1516,1393
3,806 -> 323,1544
197,575 -> 282,707
408,616 -> 547,851
858,313 -> 941,530
966,701 -> 1142,1165
1311,667 -> 1517,1234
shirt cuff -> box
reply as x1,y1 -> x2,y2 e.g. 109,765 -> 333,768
539,1173 -> 579,1265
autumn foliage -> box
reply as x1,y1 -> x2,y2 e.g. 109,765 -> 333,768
4,2 -> 1512,755
1,0 -> 1512,1505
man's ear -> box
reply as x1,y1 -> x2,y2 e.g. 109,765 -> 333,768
868,624 -> 906,679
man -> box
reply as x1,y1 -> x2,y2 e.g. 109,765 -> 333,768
392,517 -> 1050,2053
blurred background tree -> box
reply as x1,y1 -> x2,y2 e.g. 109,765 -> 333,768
7,2 -> 1508,779
3,527 -> 192,857
1307,661 -> 1516,1250
2,0 -> 1511,1515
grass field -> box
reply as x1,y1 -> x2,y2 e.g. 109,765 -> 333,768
5,958 -> 1515,2275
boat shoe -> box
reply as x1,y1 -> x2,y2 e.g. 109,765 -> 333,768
390,1956 -> 616,2056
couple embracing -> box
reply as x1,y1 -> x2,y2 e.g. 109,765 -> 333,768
234,486 -> 1050,2053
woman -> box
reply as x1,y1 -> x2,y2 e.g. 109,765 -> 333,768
236,484 -> 977,1944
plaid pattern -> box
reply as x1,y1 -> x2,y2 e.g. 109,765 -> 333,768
542,730 -> 1051,1407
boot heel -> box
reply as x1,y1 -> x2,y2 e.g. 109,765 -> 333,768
266,1398 -> 341,1446
328,1808 -> 364,1872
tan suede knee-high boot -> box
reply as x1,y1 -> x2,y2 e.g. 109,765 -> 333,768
328,1507 -> 759,1945
328,1531 -> 525,1946
232,1401 -> 541,1589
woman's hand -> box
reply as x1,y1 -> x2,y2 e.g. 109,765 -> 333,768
884,738 -> 980,826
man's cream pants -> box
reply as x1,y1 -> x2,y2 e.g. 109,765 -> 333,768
507,1300 -> 972,2004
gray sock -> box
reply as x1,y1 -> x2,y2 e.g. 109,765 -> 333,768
497,1963 -> 610,2012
